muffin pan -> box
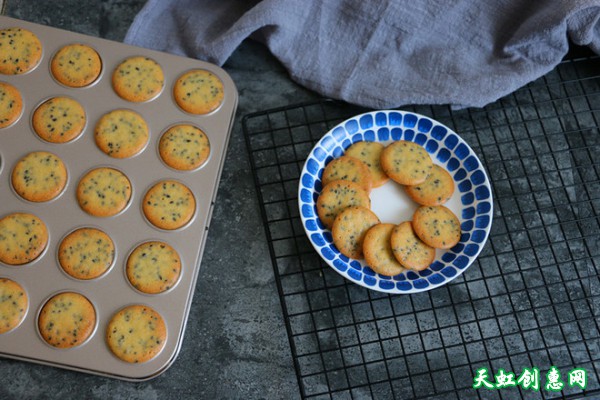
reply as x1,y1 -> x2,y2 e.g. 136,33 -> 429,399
0,16 -> 238,380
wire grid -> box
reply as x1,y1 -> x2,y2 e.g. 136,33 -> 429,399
242,56 -> 600,400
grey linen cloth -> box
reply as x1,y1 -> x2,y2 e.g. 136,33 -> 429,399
125,0 -> 600,109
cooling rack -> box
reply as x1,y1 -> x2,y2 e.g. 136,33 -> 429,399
243,54 -> 600,399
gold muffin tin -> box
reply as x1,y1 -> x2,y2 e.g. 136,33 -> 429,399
0,16 -> 238,380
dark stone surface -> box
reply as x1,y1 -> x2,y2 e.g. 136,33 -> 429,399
2,3 -> 600,400
1,0 -> 319,398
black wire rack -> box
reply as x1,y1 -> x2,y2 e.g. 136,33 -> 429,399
242,55 -> 600,399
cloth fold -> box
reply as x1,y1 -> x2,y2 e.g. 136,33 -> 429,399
125,0 -> 600,109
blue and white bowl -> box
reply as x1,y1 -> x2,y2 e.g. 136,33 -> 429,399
298,110 -> 493,294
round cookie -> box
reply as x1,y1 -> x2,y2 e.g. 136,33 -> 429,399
126,241 -> 181,294
0,81 -> 23,128
112,56 -> 164,102
159,124 -> 211,171
316,180 -> 371,230
0,278 -> 28,334
0,27 -> 42,75
58,228 -> 115,280
94,109 -> 149,158
142,180 -> 196,230
106,305 -> 167,363
51,43 -> 102,87
390,221 -> 436,271
380,140 -> 433,185
173,69 -> 224,115
405,164 -> 454,206
345,141 -> 389,188
77,167 -> 132,217
32,96 -> 86,143
412,205 -> 461,249
38,292 -> 95,349
11,151 -> 68,202
331,206 -> 380,259
321,155 -> 372,192
363,223 -> 405,277
0,212 -> 48,265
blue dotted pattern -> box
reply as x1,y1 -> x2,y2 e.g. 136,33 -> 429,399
298,111 -> 493,294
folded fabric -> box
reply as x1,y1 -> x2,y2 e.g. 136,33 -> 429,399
125,0 -> 600,109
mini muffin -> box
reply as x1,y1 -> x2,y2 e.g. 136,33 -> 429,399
51,43 -> 102,87
77,167 -> 132,217
0,27 -> 42,75
58,228 -> 115,280
412,205 -> 461,249
0,278 -> 28,334
38,292 -> 96,348
380,140 -> 433,185
331,206 -> 380,259
390,221 -> 436,271
173,69 -> 224,114
94,109 -> 149,158
316,180 -> 371,229
126,241 -> 181,294
32,96 -> 86,143
11,151 -> 68,202
142,180 -> 196,230
0,81 -> 23,128
0,213 -> 48,265
345,141 -> 389,188
112,56 -> 164,102
404,164 -> 454,206
106,305 -> 167,363
363,223 -> 405,277
321,155 -> 372,193
159,124 -> 210,171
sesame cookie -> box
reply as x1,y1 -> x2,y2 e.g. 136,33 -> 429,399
331,206 -> 380,259
50,43 -> 102,87
316,180 -> 371,230
363,223 -> 405,277
126,241 -> 181,294
345,141 -> 389,188
321,155 -> 372,192
0,27 -> 42,75
0,81 -> 23,128
32,96 -> 86,143
142,180 -> 196,230
106,305 -> 167,363
38,292 -> 95,349
112,56 -> 164,102
77,167 -> 132,217
58,228 -> 115,280
94,109 -> 149,158
173,69 -> 224,114
0,278 -> 28,334
404,164 -> 454,206
0,213 -> 48,265
390,221 -> 435,271
159,124 -> 210,171
11,151 -> 68,202
412,205 -> 461,249
380,140 -> 433,185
